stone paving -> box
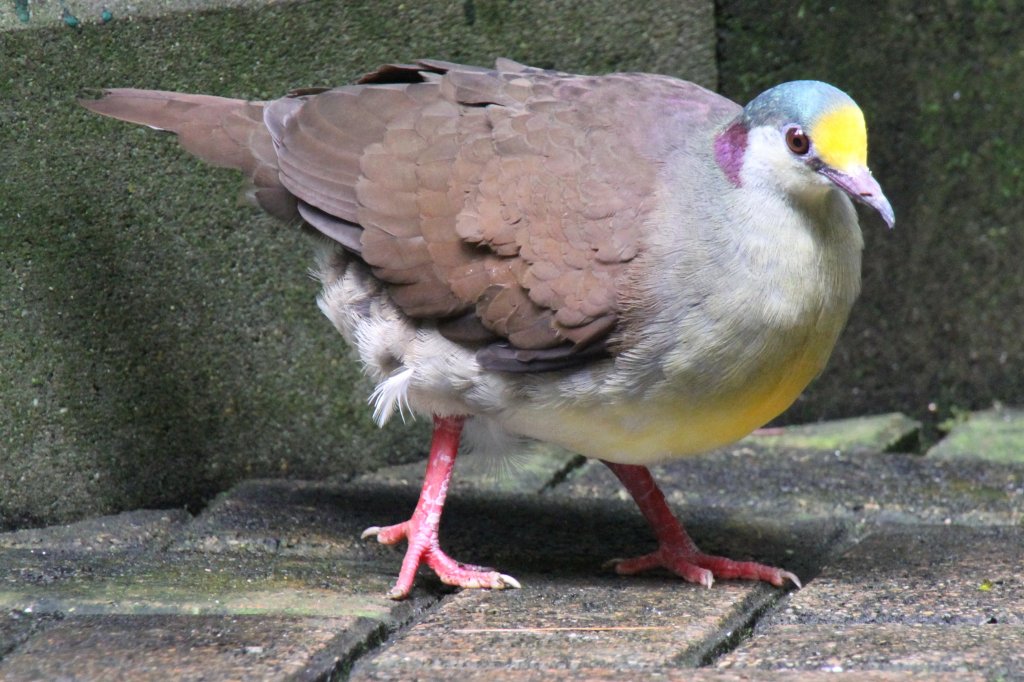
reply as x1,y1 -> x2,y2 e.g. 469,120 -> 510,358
1,410 -> 1022,680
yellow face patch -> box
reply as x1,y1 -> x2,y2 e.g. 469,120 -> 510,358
810,105 -> 867,171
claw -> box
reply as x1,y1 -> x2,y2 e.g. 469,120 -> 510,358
462,572 -> 519,590
498,573 -> 522,590
386,586 -> 410,601
360,526 -> 381,540
780,570 -> 802,589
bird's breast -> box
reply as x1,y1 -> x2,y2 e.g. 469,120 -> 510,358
502,191 -> 863,465
505,326 -> 837,464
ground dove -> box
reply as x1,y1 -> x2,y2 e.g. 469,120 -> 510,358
81,58 -> 894,599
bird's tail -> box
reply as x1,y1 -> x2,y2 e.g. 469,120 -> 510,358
79,89 -> 296,220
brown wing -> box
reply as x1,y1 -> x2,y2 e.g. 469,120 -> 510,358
265,61 -> 738,365
81,61 -> 738,371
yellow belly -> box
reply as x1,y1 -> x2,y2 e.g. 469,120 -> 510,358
507,346 -> 828,465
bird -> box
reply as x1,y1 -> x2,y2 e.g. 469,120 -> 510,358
80,58 -> 894,600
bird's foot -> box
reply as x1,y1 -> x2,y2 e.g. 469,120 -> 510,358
608,545 -> 801,589
362,522 -> 520,600
361,415 -> 520,600
602,461 -> 801,590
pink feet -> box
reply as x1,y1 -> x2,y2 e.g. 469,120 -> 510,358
604,461 -> 801,589
364,416 -> 797,598
362,415 -> 520,600
609,543 -> 801,589
362,520 -> 519,600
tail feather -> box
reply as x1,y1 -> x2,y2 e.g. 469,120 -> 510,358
80,89 -> 296,221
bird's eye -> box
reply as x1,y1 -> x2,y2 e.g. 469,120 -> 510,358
785,127 -> 810,155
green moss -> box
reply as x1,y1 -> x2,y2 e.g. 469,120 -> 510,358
0,552 -> 398,617
746,413 -> 922,453
928,408 -> 1024,463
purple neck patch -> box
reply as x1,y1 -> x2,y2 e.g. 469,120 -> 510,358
714,121 -> 747,188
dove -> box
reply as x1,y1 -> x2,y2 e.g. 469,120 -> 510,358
81,58 -> 893,599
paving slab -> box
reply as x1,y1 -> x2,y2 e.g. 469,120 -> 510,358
169,476 -> 663,582
718,623 -> 1023,676
561,444 -> 1024,529
170,478 -> 409,560
716,525 -> 1024,676
348,442 -> 847,679
0,609 -> 63,660
0,613 -> 363,681
437,489 -> 844,596
766,525 -> 1024,626
748,412 -> 921,453
0,549 -> 430,677
0,493 -> 437,678
354,670 -> 980,681
358,670 -> 978,681
928,406 -> 1024,464
0,498 -> 427,618
0,509 -> 189,552
0,549 -> 425,619
689,673 -> 978,682
3,416 -> 1021,678
170,476 -> 676,587
351,578 -> 786,679
0,457 -> 847,677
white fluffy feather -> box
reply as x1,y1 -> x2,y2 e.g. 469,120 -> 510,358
369,367 -> 414,426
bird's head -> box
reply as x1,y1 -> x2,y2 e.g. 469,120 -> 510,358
716,80 -> 894,229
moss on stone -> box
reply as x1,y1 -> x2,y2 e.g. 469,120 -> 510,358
745,413 -> 922,454
928,407 -> 1024,464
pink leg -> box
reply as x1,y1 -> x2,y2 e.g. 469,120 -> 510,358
603,462 -> 801,589
362,415 -> 520,599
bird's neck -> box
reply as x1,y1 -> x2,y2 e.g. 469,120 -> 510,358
716,179 -> 864,325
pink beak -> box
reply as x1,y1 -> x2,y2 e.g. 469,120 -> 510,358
820,165 -> 895,229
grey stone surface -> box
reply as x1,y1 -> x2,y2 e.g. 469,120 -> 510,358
0,610 -> 64,660
171,474 -> 837,592
0,614 -> 367,681
721,623 -> 1022,676
169,478 -> 402,559
0,509 -> 189,552
357,670 -> 977,682
928,406 -> 1024,464
0,0 -> 715,530
0,422 -> 1020,678
0,549 -> 416,618
763,526 -> 1024,627
717,526 -> 1024,675
561,443 -> 1024,530
351,580 -> 786,678
0,484 -> 438,677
